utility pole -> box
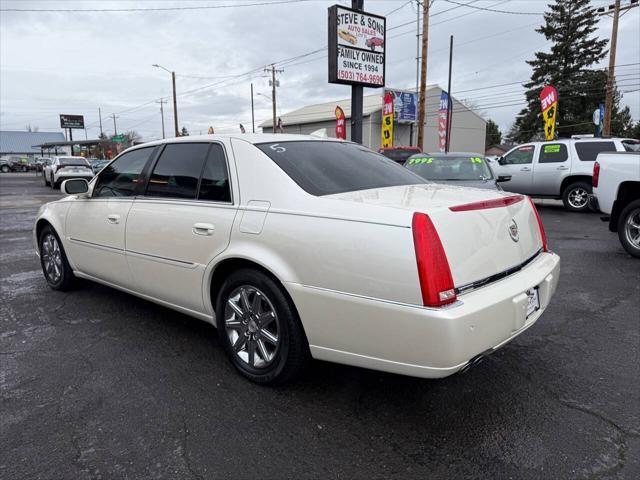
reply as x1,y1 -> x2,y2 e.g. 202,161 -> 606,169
350,0 -> 365,144
413,0 -> 421,146
265,65 -> 284,133
600,0 -> 638,136
603,0 -> 620,137
98,107 -> 103,136
445,35 -> 454,153
110,114 -> 119,136
251,83 -> 255,133
416,0 -> 430,150
156,98 -> 167,139
171,71 -> 179,137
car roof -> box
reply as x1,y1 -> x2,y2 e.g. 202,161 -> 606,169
130,133 -> 343,151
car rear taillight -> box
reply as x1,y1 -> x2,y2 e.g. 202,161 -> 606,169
593,161 -> 600,188
527,197 -> 548,252
412,213 -> 457,307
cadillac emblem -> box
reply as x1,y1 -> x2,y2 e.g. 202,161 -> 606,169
508,219 -> 519,242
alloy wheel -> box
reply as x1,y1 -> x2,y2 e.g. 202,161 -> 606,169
224,285 -> 280,369
624,208 -> 640,250
568,187 -> 588,209
41,233 -> 63,283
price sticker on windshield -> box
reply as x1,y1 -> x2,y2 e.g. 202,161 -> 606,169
469,157 -> 483,164
408,157 -> 433,165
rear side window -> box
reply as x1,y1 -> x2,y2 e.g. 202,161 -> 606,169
539,144 -> 568,163
146,143 -> 209,199
256,141 -> 425,196
575,141 -> 616,161
198,144 -> 231,202
503,145 -> 534,164
94,147 -> 154,198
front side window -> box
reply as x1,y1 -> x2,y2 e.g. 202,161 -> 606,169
539,144 -> 568,163
93,147 -> 154,198
574,141 -> 616,161
503,145 -> 535,165
198,144 -> 231,202
146,143 -> 210,199
256,141 -> 425,196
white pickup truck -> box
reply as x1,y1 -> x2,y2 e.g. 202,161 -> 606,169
591,152 -> 640,257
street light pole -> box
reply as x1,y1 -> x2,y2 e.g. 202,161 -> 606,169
153,64 -> 179,137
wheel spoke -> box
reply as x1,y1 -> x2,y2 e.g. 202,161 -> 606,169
240,288 -> 251,313
233,334 -> 247,353
225,318 -> 243,330
227,298 -> 244,318
251,291 -> 262,315
260,329 -> 278,346
257,339 -> 271,363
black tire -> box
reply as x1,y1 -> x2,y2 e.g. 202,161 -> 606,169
215,268 -> 309,384
42,173 -> 50,187
617,199 -> 640,258
562,181 -> 591,212
0,165 -> 9,173
52,179 -> 59,189
38,225 -> 76,291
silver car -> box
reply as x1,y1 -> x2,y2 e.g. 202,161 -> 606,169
494,138 -> 627,212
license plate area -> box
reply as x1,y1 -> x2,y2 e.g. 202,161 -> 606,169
526,287 -> 540,318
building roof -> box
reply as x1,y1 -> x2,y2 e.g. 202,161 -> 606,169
0,131 -> 66,155
260,87 -> 439,128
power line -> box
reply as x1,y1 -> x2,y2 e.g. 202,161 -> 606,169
442,0 -> 542,15
0,0 -> 312,13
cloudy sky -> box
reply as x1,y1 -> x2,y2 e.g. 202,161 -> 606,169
1,0 -> 638,141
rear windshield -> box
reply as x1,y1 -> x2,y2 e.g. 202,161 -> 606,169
380,149 -> 419,163
256,141 -> 426,196
405,154 -> 493,181
59,157 -> 90,167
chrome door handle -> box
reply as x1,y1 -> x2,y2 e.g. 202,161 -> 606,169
556,166 -> 569,170
107,214 -> 120,224
520,167 -> 531,171
192,223 -> 215,236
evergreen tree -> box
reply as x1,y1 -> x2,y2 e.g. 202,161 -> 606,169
511,0 -> 611,142
485,119 -> 502,149
180,126 -> 189,136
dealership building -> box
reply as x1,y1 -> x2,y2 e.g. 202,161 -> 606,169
260,85 -> 487,153
0,131 -> 70,158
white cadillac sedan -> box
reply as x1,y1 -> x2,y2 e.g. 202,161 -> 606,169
34,135 -> 560,384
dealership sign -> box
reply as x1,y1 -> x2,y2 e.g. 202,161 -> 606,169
328,5 -> 386,88
387,90 -> 417,123
59,114 -> 85,129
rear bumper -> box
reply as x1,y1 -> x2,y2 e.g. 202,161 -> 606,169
286,251 -> 560,379
54,172 -> 93,182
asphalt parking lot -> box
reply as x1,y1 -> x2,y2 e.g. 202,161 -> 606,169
1,172 -> 638,480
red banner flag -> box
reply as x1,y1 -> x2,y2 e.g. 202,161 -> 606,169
335,106 -> 346,140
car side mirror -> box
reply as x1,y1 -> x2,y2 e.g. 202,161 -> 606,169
61,178 -> 89,195
497,157 -> 506,165
496,175 -> 512,183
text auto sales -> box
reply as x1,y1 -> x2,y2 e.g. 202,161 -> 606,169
337,12 -> 385,36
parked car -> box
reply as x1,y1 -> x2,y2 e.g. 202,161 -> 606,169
89,158 -> 110,174
493,138 -> 628,212
1,155 -> 32,172
34,134 -> 559,384
34,157 -> 51,173
42,156 -> 94,189
404,152 -> 511,191
379,146 -> 422,164
590,151 -> 640,257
